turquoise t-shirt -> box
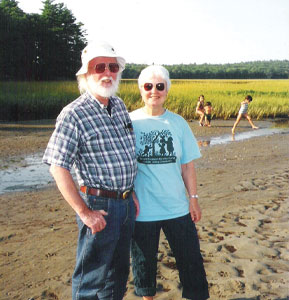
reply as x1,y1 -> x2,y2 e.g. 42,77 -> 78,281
130,109 -> 201,221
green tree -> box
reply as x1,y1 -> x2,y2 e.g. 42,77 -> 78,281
0,0 -> 86,80
0,0 -> 26,80
40,0 -> 86,80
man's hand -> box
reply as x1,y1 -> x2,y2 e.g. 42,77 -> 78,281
80,209 -> 108,234
49,165 -> 108,234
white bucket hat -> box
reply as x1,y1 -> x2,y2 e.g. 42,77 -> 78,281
76,41 -> 126,76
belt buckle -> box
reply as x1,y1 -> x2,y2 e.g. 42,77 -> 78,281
122,190 -> 130,200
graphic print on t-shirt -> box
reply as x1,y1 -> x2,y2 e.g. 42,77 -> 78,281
137,129 -> 176,164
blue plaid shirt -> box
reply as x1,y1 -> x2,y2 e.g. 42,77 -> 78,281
43,92 -> 137,191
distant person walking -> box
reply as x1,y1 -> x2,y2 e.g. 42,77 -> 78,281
232,95 -> 258,134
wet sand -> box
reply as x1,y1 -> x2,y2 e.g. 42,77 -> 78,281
0,119 -> 288,300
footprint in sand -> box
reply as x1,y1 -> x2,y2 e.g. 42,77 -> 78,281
234,169 -> 289,192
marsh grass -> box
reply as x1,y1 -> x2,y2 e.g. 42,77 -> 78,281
0,81 -> 78,121
0,79 -> 288,121
165,79 -> 289,120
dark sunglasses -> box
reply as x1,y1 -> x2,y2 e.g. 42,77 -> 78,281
94,63 -> 120,74
143,82 -> 165,91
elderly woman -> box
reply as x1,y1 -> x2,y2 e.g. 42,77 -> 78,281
130,65 -> 209,300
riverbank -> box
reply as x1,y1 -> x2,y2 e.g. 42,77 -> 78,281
0,119 -> 288,299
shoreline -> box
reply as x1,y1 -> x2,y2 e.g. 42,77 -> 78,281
0,120 -> 288,299
0,118 -> 287,167
0,119 -> 287,195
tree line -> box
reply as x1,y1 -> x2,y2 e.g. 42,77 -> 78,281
123,61 -> 289,80
1,0 -> 288,81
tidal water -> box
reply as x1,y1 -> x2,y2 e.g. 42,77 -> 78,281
198,127 -> 288,147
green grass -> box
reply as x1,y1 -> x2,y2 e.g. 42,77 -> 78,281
0,79 -> 288,121
0,81 -> 78,121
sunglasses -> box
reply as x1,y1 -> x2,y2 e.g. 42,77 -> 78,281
94,63 -> 120,74
143,82 -> 165,91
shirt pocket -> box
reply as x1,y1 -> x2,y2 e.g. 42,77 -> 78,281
79,131 -> 101,154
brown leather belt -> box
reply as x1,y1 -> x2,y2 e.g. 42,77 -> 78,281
80,186 -> 132,200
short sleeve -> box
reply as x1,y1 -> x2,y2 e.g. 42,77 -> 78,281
42,111 -> 79,170
180,121 -> 201,164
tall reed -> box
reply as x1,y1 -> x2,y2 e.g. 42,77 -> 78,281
164,79 -> 289,120
0,79 -> 288,121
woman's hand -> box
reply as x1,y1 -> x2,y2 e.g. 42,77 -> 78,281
132,191 -> 140,218
189,198 -> 202,223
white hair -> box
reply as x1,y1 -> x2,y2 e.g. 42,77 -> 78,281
138,65 -> 171,91
77,72 -> 122,96
77,74 -> 88,94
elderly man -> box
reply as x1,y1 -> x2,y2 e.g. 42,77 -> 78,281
43,41 -> 138,300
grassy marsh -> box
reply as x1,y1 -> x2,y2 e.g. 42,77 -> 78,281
0,79 -> 288,121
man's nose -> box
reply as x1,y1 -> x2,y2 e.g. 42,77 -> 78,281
103,66 -> 111,75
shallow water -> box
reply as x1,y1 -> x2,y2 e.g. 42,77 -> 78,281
198,127 -> 289,147
0,153 -> 52,195
0,122 -> 288,195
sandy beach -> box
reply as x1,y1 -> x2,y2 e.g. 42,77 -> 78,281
0,119 -> 288,300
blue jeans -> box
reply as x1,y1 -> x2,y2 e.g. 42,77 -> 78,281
131,214 -> 209,300
72,193 -> 135,300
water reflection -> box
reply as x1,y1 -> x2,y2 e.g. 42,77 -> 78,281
272,118 -> 289,128
198,140 -> 211,147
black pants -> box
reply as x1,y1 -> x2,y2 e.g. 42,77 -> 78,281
131,214 -> 209,299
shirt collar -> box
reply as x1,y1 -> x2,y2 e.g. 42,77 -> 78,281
86,91 -> 110,109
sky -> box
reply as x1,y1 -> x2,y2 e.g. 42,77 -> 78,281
17,0 -> 289,65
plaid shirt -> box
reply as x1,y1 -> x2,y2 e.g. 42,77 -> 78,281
43,92 -> 137,191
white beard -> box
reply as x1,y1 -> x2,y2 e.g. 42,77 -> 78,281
87,75 -> 120,98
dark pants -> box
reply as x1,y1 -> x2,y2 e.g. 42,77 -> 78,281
131,214 -> 209,300
72,193 -> 135,300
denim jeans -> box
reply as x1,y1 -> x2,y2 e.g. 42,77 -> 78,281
131,214 -> 209,300
72,193 -> 135,300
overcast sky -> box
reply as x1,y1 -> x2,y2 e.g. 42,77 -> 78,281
17,0 -> 289,65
